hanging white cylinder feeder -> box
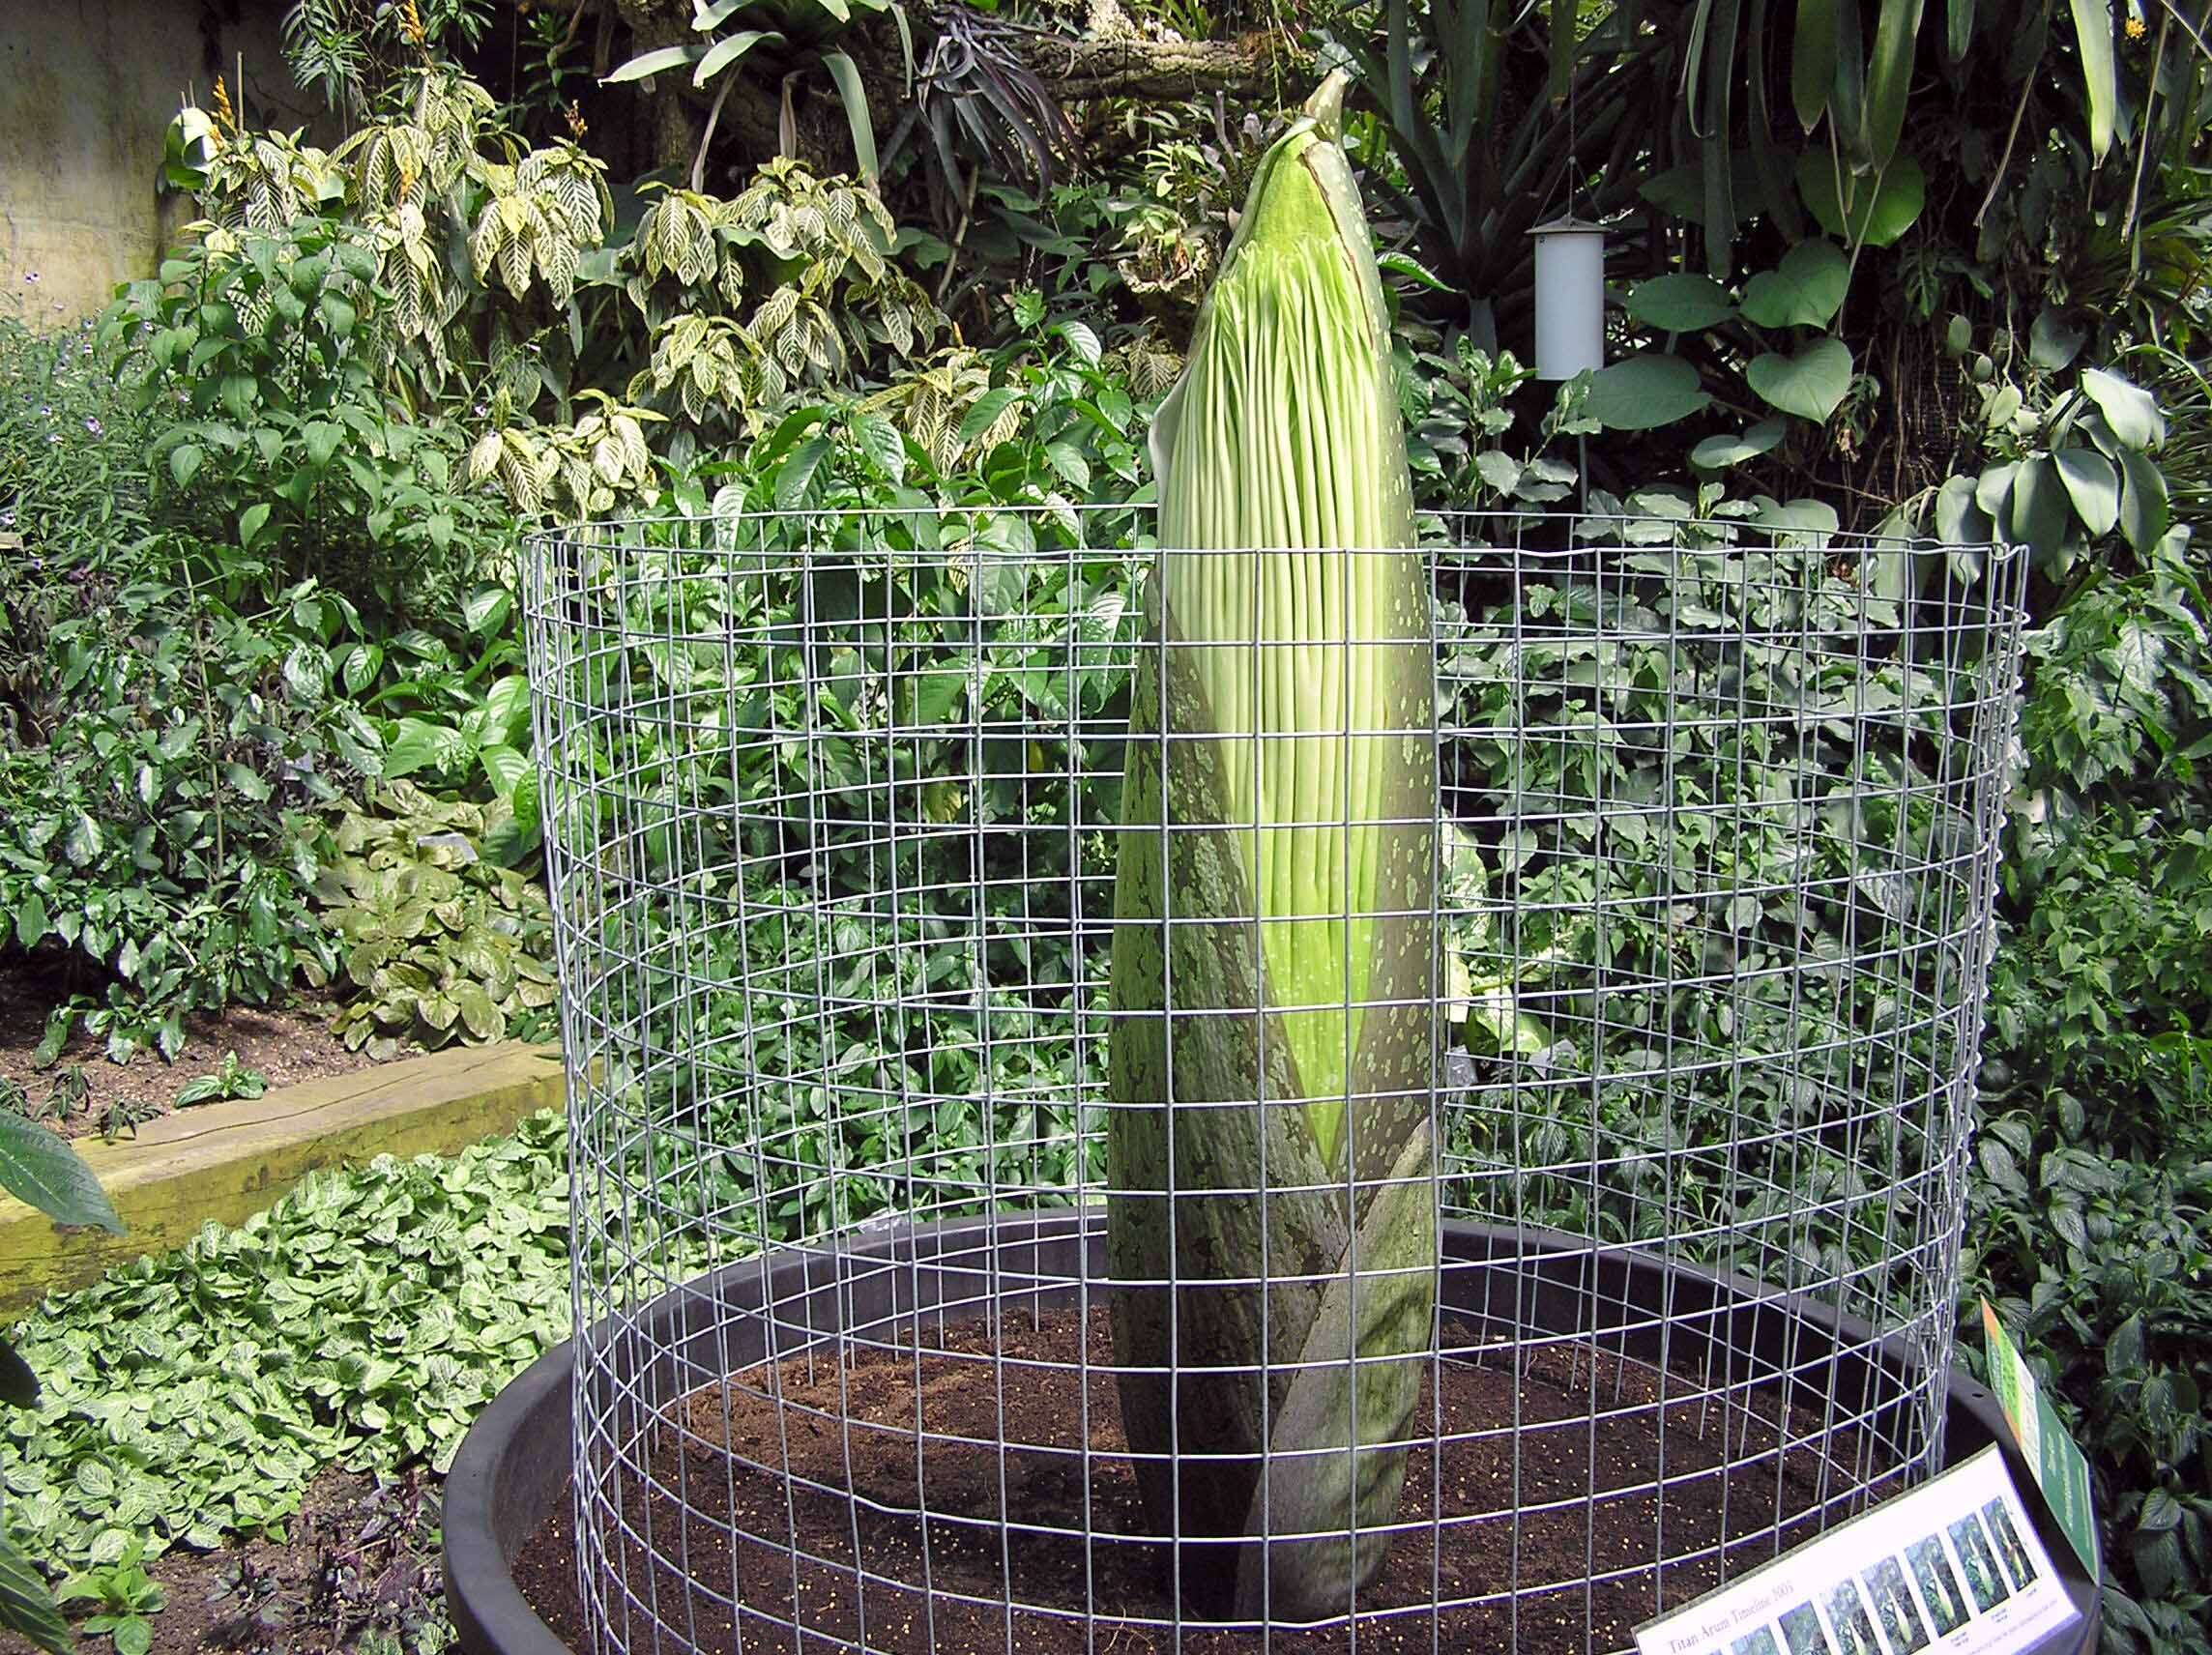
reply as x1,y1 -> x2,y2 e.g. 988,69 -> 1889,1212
1529,215 -> 1607,379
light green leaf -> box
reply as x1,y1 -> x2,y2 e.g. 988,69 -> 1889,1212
2052,448 -> 2119,538
774,434 -> 833,507
603,44 -> 707,82
1583,354 -> 1711,430
463,587 -> 511,636
692,28 -> 777,87
239,502 -> 272,549
819,51 -> 876,185
1737,241 -> 1849,328
1745,337 -> 1853,421
1796,150 -> 1926,246
2080,367 -> 2164,451
14,892 -> 49,949
168,443 -> 203,488
1690,419 -> 1788,469
1935,473 -> 1993,544
2069,0 -> 2117,162
1864,0 -> 1928,167
1623,274 -> 1736,333
0,1114 -> 121,1233
851,411 -> 907,482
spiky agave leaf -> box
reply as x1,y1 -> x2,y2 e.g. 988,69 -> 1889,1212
1106,72 -> 1439,1622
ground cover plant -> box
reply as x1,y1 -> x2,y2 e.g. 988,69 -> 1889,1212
0,0 -> 2207,1649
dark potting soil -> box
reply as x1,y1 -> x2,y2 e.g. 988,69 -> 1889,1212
514,1306 -> 1863,1655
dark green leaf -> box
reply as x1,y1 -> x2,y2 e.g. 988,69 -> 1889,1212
0,1343 -> 38,1410
1738,241 -> 1850,328
1623,274 -> 1737,332
1690,420 -> 1788,469
2116,449 -> 2169,554
1583,354 -> 1711,430
1796,149 -> 1925,245
2080,367 -> 2164,450
2052,448 -> 2119,538
2069,0 -> 2116,162
0,1524 -> 71,1654
1792,0 -> 1839,131
1863,0 -> 1926,167
0,1114 -> 121,1233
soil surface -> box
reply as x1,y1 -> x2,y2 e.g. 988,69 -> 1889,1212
517,1306 -> 1861,1655
0,964 -> 389,1140
0,1466 -> 445,1655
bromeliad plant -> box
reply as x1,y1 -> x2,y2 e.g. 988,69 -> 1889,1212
1106,73 -> 1439,1620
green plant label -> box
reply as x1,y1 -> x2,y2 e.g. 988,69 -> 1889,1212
1980,1300 -> 2101,1579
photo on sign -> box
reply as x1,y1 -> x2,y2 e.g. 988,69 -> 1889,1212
1907,1534 -> 1972,1635
1822,1581 -> 1883,1655
1730,1630 -> 1781,1655
1860,1556 -> 1931,1654
1777,1600 -> 1834,1655
1947,1512 -> 2013,1612
1982,1497 -> 2040,1591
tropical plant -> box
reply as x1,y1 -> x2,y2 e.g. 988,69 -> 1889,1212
605,0 -> 910,188
1106,73 -> 1438,1617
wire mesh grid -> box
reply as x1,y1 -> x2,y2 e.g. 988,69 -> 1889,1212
522,507 -> 2029,1655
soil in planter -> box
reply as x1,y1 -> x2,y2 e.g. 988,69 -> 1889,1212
516,1306 -> 1879,1655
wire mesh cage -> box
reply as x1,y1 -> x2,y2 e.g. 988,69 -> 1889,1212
522,507 -> 2028,1655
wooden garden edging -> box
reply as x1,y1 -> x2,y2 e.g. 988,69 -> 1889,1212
0,1042 -> 565,1313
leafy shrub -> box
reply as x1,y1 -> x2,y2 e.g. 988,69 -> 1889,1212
306,784 -> 557,1058
104,217 -> 512,626
0,549 -> 376,1058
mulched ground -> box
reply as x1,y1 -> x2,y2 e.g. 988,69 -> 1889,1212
518,1304 -> 1858,1655
0,962 -> 391,1139
0,1467 -> 446,1655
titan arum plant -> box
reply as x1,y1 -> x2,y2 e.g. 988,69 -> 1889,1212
1107,72 -> 1440,1620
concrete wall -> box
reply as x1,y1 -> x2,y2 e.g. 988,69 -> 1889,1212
0,0 -> 318,322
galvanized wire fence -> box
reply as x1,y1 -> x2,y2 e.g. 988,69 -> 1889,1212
523,508 -> 2028,1655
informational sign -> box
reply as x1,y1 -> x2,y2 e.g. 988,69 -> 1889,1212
1635,1445 -> 2077,1655
1980,1300 -> 2101,1579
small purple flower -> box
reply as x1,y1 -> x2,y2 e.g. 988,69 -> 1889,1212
84,417 -> 102,437
22,272 -> 38,285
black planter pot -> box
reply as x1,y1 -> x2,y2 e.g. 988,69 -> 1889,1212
444,1216 -> 2100,1655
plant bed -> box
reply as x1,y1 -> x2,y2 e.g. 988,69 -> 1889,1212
446,1218 -> 2102,1655
0,971 -> 387,1140
0,1040 -> 563,1309
0,1464 -> 447,1655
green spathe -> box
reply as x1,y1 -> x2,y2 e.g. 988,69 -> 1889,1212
1106,73 -> 1440,1622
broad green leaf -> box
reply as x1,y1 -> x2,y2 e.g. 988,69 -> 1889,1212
820,52 -> 876,184
13,892 -> 48,949
2053,448 -> 2119,538
851,411 -> 907,482
0,1114 -> 121,1233
956,387 -> 1022,447
1945,0 -> 1975,60
1623,274 -> 1737,332
1864,0 -> 1927,167
1792,0 -> 1839,131
2069,0 -> 2116,162
479,744 -> 531,800
463,587 -> 511,635
1583,354 -> 1711,430
1796,150 -> 1926,246
1935,473 -> 1993,544
168,443 -> 203,487
2111,620 -> 2165,693
692,28 -> 776,87
302,420 -> 342,468
239,502 -> 272,549
1975,460 -> 2018,519
2010,455 -> 2068,561
1754,496 -> 1842,539
774,434 -> 833,507
603,44 -> 706,82
2080,367 -> 2164,450
1690,419 -> 1788,469
2117,449 -> 2169,553
1738,241 -> 1849,328
2029,307 -> 2086,370
1746,337 -> 1853,421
